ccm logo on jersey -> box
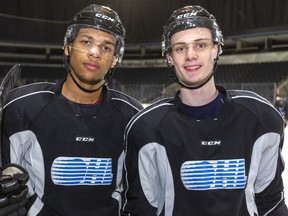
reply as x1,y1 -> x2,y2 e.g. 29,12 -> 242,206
201,140 -> 222,146
75,136 -> 95,143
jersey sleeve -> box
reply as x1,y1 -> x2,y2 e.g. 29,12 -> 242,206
1,95 -> 23,166
122,127 -> 160,215
229,89 -> 288,215
122,111 -> 177,215
254,133 -> 288,215
253,113 -> 288,215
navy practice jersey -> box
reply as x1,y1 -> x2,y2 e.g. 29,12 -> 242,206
1,80 -> 143,216
122,86 -> 287,216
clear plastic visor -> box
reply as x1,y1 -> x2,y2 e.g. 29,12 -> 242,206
170,38 -> 214,54
162,17 -> 223,56
69,29 -> 116,62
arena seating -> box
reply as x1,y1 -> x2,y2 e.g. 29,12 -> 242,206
1,61 -> 288,105
110,61 -> 288,104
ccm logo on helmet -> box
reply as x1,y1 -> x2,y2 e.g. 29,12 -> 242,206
176,13 -> 198,20
95,13 -> 115,22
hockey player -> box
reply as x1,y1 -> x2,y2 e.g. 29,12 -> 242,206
122,5 -> 288,216
1,4 -> 143,216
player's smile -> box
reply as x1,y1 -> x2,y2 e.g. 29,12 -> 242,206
183,64 -> 202,72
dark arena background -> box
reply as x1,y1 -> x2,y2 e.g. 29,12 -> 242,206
0,0 -> 288,108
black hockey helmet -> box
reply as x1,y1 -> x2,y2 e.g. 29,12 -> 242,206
64,4 -> 125,63
162,5 -> 224,57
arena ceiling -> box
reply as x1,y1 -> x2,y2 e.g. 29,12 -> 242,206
0,0 -> 288,65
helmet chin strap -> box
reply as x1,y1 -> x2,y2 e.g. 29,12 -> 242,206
166,57 -> 219,90
63,49 -> 114,94
68,63 -> 113,93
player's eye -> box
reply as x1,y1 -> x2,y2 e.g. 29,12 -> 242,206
172,45 -> 187,53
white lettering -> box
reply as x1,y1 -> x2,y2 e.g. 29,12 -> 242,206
95,13 -> 115,22
201,141 -> 222,146
176,12 -> 198,20
75,137 -> 95,142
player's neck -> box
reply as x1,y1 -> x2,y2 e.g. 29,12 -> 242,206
62,80 -> 102,104
180,82 -> 218,107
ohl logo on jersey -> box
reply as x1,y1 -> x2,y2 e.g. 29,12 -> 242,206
180,159 -> 247,190
51,157 -> 113,186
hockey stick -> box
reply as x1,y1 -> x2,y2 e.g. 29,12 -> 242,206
0,64 -> 21,167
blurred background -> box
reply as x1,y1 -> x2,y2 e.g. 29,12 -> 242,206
0,0 -> 288,109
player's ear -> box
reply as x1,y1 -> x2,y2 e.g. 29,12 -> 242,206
167,54 -> 173,65
213,44 -> 219,60
111,56 -> 117,68
64,45 -> 71,57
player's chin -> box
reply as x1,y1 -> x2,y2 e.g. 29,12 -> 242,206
180,77 -> 202,86
79,76 -> 104,85
88,79 -> 104,86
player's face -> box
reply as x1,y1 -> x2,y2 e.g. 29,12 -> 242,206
168,28 -> 218,87
66,28 -> 116,86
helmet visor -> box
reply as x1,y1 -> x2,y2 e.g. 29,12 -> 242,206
162,16 -> 223,56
